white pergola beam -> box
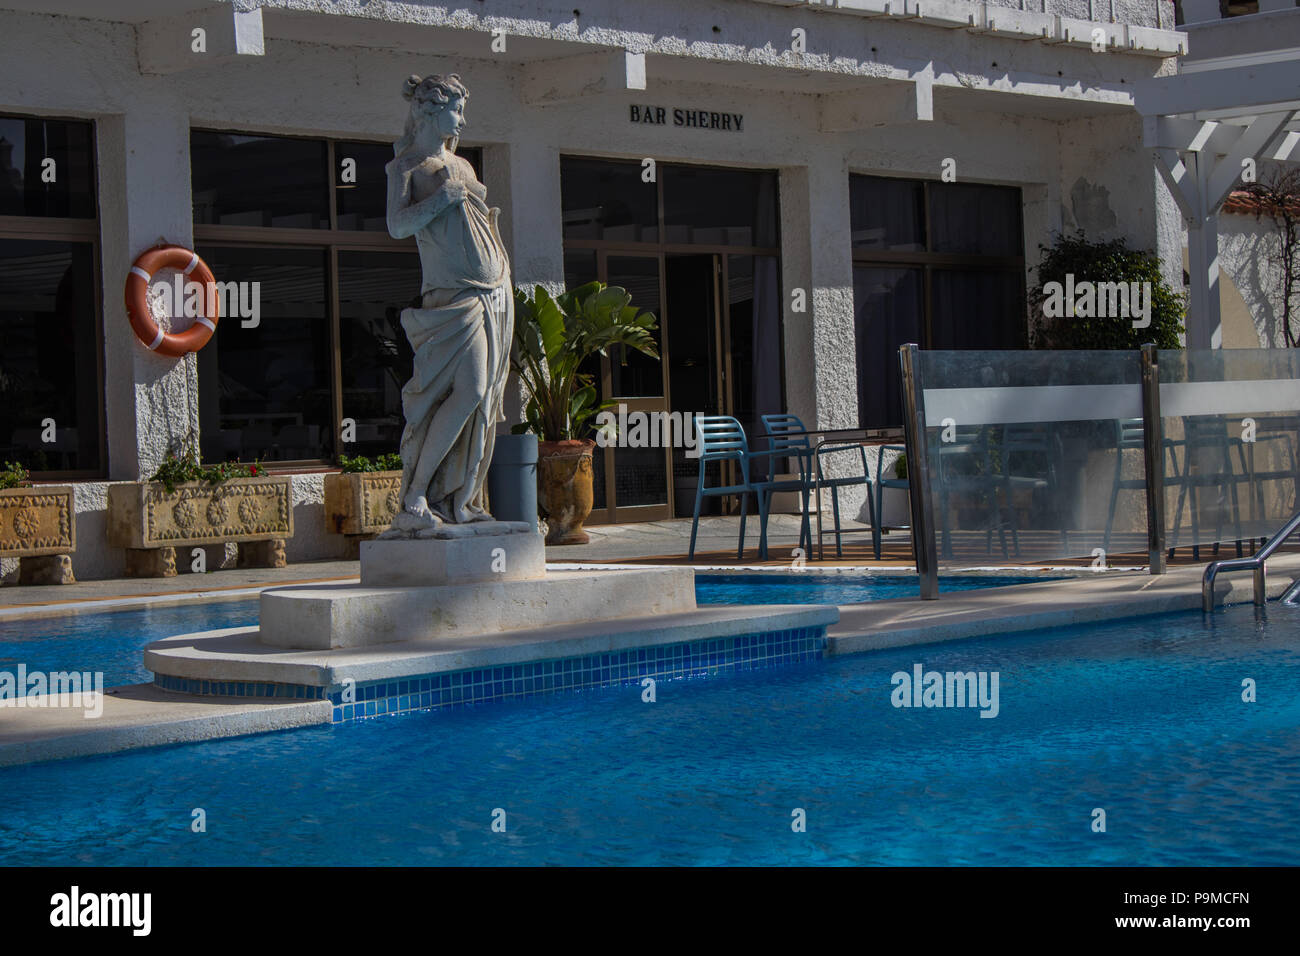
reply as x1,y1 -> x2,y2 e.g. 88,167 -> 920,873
1143,116 -> 1244,154
1134,59 -> 1300,118
1153,147 -> 1199,221
1273,130 -> 1300,161
521,51 -> 646,106
1206,111 -> 1295,210
137,5 -> 264,76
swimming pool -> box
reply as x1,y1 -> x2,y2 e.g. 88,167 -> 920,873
2,602 -> 1297,865
0,602 -> 258,692
0,573 -> 1048,689
695,572 -> 1055,606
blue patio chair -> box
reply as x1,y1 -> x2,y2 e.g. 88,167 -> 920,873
1167,416 -> 1247,560
761,414 -> 871,559
871,444 -> 909,560
688,416 -> 812,561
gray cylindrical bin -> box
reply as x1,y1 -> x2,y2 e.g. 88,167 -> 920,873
487,432 -> 539,533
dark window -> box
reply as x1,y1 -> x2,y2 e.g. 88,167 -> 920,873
191,130 -> 329,229
0,239 -> 101,472
0,113 -> 103,477
561,157 -> 658,242
662,166 -> 779,247
335,142 -> 483,232
850,174 -> 1026,428
928,182 -> 1022,257
849,176 -> 924,252
192,130 -> 448,465
337,250 -> 420,457
931,269 -> 1027,350
196,246 -> 332,464
0,115 -> 96,219
852,266 -> 923,430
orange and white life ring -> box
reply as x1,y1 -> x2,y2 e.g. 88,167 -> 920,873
124,244 -> 220,358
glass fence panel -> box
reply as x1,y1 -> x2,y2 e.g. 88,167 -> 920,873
912,350 -> 1145,569
1157,349 -> 1300,554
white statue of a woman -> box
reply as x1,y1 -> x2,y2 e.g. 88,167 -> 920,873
381,73 -> 514,535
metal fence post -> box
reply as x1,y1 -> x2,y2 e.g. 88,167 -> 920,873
899,344 -> 939,599
1140,344 -> 1168,574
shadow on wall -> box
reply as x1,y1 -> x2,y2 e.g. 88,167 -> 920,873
1181,245 -> 1266,347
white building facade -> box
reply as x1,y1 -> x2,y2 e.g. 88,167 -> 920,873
1,0 -> 1272,579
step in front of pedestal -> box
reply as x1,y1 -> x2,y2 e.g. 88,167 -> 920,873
144,604 -> 838,723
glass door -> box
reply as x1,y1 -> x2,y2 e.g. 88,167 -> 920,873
666,253 -> 724,516
592,253 -> 673,523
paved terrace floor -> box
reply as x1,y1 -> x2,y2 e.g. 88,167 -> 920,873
0,513 -> 1292,617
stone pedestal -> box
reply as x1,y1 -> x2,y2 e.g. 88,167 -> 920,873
360,521 -> 541,587
259,567 -> 695,650
18,554 -> 76,585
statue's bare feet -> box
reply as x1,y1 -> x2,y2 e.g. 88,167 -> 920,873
403,493 -> 440,524
456,503 -> 494,523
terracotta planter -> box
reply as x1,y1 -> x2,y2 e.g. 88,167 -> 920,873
537,439 -> 595,545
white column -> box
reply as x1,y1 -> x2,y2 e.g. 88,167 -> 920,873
485,137 -> 565,428
97,97 -> 198,479
780,152 -> 856,432
780,152 -> 862,520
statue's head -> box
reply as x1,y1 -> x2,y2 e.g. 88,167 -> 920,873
399,73 -> 469,154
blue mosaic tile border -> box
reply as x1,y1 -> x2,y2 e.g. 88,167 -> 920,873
153,626 -> 826,723
153,674 -> 326,700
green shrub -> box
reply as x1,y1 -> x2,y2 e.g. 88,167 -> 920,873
0,461 -> 30,490
338,453 -> 403,473
1029,232 -> 1184,350
149,446 -> 265,494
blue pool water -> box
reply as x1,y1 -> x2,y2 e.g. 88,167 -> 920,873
0,574 -> 1047,690
2,602 -> 1297,866
0,602 -> 258,691
695,572 -> 1054,606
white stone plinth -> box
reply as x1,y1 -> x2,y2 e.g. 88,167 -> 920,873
360,523 -> 543,587
259,568 -> 696,650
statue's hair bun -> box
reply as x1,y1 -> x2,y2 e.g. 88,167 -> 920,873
402,75 -> 422,100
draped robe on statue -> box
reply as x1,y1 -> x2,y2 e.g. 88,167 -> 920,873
391,152 -> 513,525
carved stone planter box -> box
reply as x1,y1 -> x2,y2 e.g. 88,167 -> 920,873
107,477 -> 293,577
0,485 -> 76,584
323,470 -> 401,556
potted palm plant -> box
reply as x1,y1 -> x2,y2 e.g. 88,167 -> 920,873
512,282 -> 659,544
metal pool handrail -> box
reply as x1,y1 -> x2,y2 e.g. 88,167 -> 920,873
1202,509 -> 1300,611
